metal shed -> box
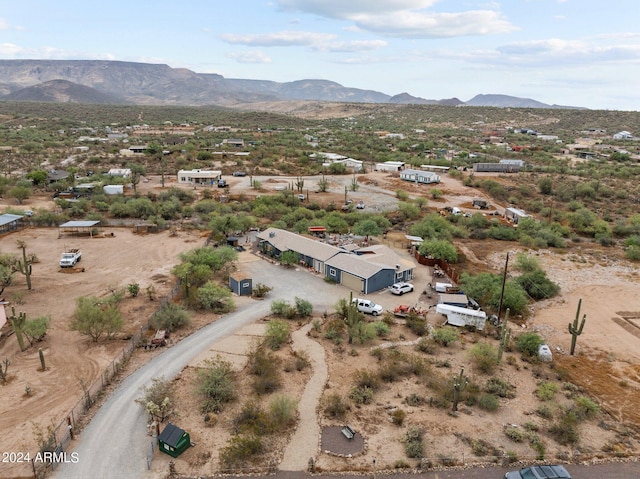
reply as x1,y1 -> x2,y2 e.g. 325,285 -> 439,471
158,423 -> 191,458
58,220 -> 101,238
229,272 -> 252,296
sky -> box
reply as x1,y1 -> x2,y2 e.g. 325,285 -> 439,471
1,0 -> 640,111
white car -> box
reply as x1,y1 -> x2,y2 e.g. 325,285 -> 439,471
352,298 -> 383,316
390,282 -> 414,295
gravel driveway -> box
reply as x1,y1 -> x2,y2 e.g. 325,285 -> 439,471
53,256 -> 345,479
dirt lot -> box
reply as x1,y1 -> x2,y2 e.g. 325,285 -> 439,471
2,171 -> 640,478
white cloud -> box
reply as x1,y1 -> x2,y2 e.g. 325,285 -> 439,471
0,18 -> 23,31
0,42 -> 23,55
276,0 -> 515,38
220,30 -> 336,47
353,10 -> 516,38
226,50 -> 272,64
277,0 -> 438,18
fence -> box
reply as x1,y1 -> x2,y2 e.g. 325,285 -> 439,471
414,251 -> 460,284
31,279 -> 183,479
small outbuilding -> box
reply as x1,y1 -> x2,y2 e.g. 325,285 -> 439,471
229,272 -> 252,296
58,220 -> 101,238
158,423 -> 191,458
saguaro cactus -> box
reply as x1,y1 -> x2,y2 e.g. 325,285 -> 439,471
497,309 -> 512,363
16,240 -> 34,290
38,348 -> 46,371
9,306 -> 27,351
451,367 -> 469,412
568,298 -> 587,356
0,357 -> 10,384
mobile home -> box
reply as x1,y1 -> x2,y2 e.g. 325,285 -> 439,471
435,304 -> 487,331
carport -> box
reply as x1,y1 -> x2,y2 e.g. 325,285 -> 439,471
58,220 -> 100,238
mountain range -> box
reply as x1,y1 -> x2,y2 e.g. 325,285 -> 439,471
0,60 -> 583,109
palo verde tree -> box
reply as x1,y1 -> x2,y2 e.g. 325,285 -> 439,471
70,295 -> 124,342
0,252 -> 16,296
126,162 -> 146,194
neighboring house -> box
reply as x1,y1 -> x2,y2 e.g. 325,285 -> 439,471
420,164 -> 450,173
177,169 -> 222,185
472,162 -> 520,173
399,169 -> 440,184
107,168 -> 132,178
613,131 -> 633,140
499,159 -> 525,167
256,228 -> 414,294
47,169 -> 70,183
128,145 -> 146,154
375,161 -> 405,172
222,138 -> 245,148
504,207 -> 529,224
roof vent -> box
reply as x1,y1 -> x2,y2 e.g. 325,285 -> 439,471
395,264 -> 400,269
269,232 -> 275,238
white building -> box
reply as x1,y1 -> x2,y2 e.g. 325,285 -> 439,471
177,169 -> 222,185
107,168 -> 132,178
399,169 -> 440,184
375,161 -> 405,172
613,131 -> 633,140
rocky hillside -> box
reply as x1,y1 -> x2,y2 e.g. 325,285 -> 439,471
0,59 -> 582,108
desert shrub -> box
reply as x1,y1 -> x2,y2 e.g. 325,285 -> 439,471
323,393 -> 348,418
349,385 -> 374,404
373,320 -> 390,337
264,319 -> 290,350
471,438 -> 495,457
574,396 -> 600,419
151,302 -> 191,332
135,376 -> 174,422
536,405 -> 555,419
268,395 -> 297,430
394,460 -> 411,469
370,347 -> 385,361
196,281 -> 235,313
294,297 -> 313,317
252,283 -> 272,298
233,401 -> 271,435
549,409 -> 580,445
469,342 -> 498,373
403,426 -> 425,458
323,318 -> 346,344
292,350 -> 311,371
515,332 -> 544,358
415,337 -> 437,354
477,393 -> 499,412
530,435 -> 546,460
247,345 -> 282,395
127,283 -> 140,297
270,299 -> 296,319
432,327 -> 459,347
504,426 -> 525,442
405,313 -> 429,336
197,357 -> 237,413
405,393 -> 426,406
391,408 -> 406,426
219,434 -> 264,469
536,381 -> 559,401
485,377 -> 515,398
353,369 -> 381,391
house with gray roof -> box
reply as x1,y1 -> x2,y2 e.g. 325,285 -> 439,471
256,228 -> 414,293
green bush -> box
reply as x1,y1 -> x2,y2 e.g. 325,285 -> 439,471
151,303 -> 191,332
485,377 -> 515,398
405,313 -> 428,336
477,393 -> 499,412
574,396 -> 600,419
323,393 -> 348,418
349,385 -> 374,404
265,319 -> 290,350
432,327 -> 459,347
247,346 -> 282,395
268,395 -> 297,430
515,332 -> 544,358
197,357 -> 237,413
403,426 -> 425,458
219,434 -> 264,469
504,426 -> 525,442
233,401 -> 271,435
536,381 -> 559,401
469,342 -> 498,374
270,299 -> 296,319
294,296 -> 313,317
549,410 -> 580,445
391,408 -> 406,426
197,281 -> 235,313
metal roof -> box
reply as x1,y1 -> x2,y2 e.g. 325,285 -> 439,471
257,228 -> 340,262
59,220 -> 100,228
0,214 -> 23,227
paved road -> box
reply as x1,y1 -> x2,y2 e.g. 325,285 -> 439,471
53,258 -> 341,479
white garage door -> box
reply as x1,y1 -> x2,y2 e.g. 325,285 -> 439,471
341,272 -> 364,292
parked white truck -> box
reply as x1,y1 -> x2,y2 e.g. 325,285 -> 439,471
60,249 -> 82,268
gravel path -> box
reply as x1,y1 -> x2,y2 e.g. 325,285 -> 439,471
279,322 -> 328,470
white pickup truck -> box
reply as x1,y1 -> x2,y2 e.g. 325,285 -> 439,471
60,249 -> 82,268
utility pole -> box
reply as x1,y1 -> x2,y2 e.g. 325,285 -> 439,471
496,252 -> 509,324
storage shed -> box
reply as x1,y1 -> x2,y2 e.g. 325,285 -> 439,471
158,423 -> 191,458
229,272 -> 252,296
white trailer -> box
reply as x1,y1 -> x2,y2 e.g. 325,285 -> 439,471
435,304 -> 487,331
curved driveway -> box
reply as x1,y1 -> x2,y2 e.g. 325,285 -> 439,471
53,258 -> 341,479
